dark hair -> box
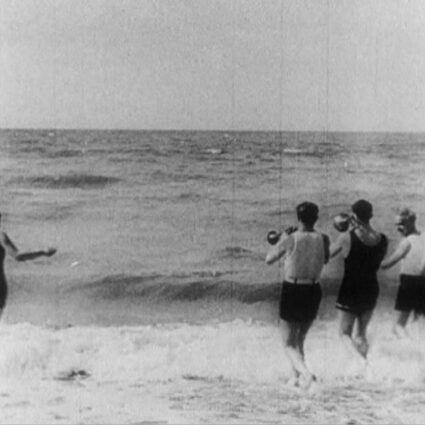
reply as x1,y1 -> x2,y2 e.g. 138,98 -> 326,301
296,202 -> 319,226
351,199 -> 373,222
396,208 -> 416,225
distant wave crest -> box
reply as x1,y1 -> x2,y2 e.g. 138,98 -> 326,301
68,273 -> 280,304
217,246 -> 263,261
11,174 -> 121,189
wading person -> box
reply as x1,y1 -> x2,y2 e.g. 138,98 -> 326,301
330,200 -> 387,362
0,213 -> 56,317
381,208 -> 425,338
266,202 -> 330,388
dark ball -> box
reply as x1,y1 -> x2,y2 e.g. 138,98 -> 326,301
333,213 -> 351,232
267,230 -> 281,245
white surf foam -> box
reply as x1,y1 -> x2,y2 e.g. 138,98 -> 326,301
0,315 -> 425,384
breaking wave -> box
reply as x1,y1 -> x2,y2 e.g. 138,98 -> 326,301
66,273 -> 281,304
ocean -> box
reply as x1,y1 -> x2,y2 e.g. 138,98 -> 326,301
0,129 -> 425,423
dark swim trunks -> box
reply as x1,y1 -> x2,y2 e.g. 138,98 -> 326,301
395,274 -> 425,314
280,282 -> 322,322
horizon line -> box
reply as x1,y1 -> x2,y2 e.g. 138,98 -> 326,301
1,127 -> 425,135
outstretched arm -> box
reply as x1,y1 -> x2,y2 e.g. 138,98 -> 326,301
381,239 -> 409,269
0,232 -> 56,262
266,234 -> 292,265
329,245 -> 342,259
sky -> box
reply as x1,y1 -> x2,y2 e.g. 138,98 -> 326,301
1,0 -> 425,132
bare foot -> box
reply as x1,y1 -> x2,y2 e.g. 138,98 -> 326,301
393,324 -> 409,340
299,372 -> 316,390
287,370 -> 300,387
354,337 -> 369,358
287,376 -> 299,387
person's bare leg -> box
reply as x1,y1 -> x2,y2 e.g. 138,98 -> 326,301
355,309 -> 374,358
297,320 -> 316,387
280,320 -> 313,385
338,310 -> 367,362
393,310 -> 410,339
280,320 -> 300,383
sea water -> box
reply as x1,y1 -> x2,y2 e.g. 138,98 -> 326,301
0,130 -> 425,423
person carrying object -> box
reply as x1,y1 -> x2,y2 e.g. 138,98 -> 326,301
330,200 -> 387,362
266,202 -> 330,388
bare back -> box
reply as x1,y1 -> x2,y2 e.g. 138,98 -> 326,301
354,225 -> 382,247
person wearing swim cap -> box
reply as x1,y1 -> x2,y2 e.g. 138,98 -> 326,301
266,202 -> 330,388
329,200 -> 388,362
381,208 -> 425,338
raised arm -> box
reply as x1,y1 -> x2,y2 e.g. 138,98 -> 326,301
265,234 -> 292,265
0,232 -> 56,262
329,233 -> 350,259
381,239 -> 410,270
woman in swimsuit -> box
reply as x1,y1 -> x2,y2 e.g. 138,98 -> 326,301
0,213 -> 56,316
330,200 -> 387,361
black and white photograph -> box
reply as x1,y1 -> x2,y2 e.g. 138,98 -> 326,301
1,0 -> 425,423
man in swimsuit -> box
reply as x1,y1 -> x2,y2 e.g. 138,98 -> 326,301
0,213 -> 56,316
330,200 -> 387,362
381,208 -> 425,338
266,202 -> 330,388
